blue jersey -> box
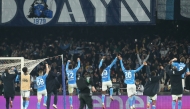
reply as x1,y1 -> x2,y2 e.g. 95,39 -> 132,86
66,60 -> 80,84
172,62 -> 187,78
36,74 -> 48,92
99,57 -> 117,82
120,59 -> 144,84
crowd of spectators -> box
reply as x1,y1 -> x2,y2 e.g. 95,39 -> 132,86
0,21 -> 190,95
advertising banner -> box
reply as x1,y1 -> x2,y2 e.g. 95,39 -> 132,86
0,0 -> 155,26
0,95 -> 190,109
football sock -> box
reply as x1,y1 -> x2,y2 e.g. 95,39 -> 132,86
102,94 -> 105,105
178,100 -> 182,109
37,102 -> 40,109
172,101 -> 176,109
69,96 -> 73,106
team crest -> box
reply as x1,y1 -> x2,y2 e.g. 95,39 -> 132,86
23,0 -> 56,25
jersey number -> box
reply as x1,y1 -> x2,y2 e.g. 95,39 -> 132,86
67,72 -> 74,79
37,79 -> 44,86
179,67 -> 183,71
125,72 -> 132,79
102,70 -> 108,76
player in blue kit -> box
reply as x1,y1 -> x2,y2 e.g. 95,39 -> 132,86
99,56 -> 117,109
36,63 -> 50,109
118,55 -> 146,109
66,58 -> 80,109
172,57 -> 188,90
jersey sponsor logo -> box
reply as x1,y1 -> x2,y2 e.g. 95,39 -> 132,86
22,78 -> 29,82
23,0 -> 56,25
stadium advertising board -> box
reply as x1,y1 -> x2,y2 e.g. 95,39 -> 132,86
0,0 -> 155,26
0,96 -> 190,109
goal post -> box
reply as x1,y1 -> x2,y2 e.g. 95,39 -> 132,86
0,57 -> 24,109
0,57 -> 47,109
0,57 -> 24,74
0,55 -> 64,109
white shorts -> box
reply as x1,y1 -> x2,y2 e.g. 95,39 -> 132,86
149,94 -> 157,100
102,81 -> 112,91
21,90 -> 30,98
37,90 -> 47,100
127,84 -> 136,97
172,94 -> 183,101
68,84 -> 77,94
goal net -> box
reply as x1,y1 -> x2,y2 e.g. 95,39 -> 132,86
0,57 -> 47,75
0,55 -> 67,109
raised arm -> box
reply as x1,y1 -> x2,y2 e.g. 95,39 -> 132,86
98,56 -> 105,69
137,54 -> 142,65
165,64 -> 172,75
118,56 -> 126,72
170,58 -> 178,66
133,62 -> 146,73
146,65 -> 150,77
144,54 -> 150,62
74,58 -> 80,70
108,57 -> 117,68
158,66 -> 164,79
66,60 -> 70,71
45,63 -> 50,75
119,59 -> 126,72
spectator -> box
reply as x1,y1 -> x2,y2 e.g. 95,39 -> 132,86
0,80 -> 4,95
135,79 -> 144,95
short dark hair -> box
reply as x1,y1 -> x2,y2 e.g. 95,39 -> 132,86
38,70 -> 43,75
151,71 -> 156,76
126,65 -> 131,70
180,57 -> 185,63
136,79 -> 140,82
22,67 -> 28,73
69,64 -> 73,69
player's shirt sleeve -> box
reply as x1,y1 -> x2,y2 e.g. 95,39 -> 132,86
74,60 -> 80,70
172,62 -> 178,67
98,59 -> 104,69
132,64 -> 144,73
108,57 -> 117,68
43,73 -> 48,79
66,61 -> 70,71
120,59 -> 126,73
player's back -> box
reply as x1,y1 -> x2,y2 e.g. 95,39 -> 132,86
36,74 -> 47,92
169,73 -> 183,94
101,67 -> 111,82
124,70 -> 135,84
173,62 -> 186,78
66,69 -> 77,84
177,63 -> 185,71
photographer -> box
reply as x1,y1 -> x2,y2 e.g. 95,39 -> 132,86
135,79 -> 144,95
76,73 -> 96,109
